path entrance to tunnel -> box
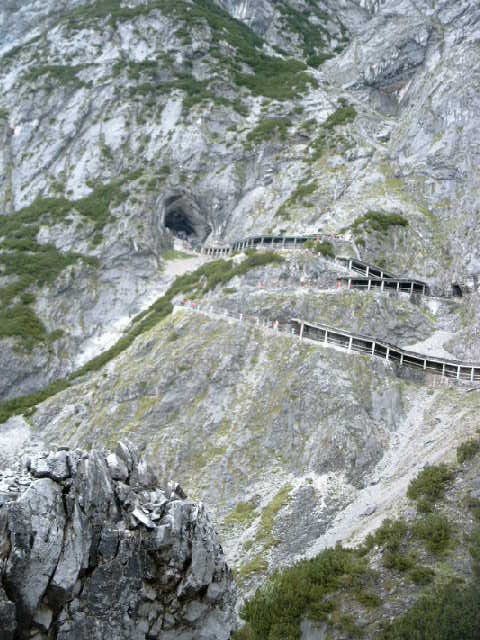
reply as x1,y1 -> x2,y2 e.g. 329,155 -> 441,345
163,193 -> 212,244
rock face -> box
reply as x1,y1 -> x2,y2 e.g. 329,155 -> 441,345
0,442 -> 236,640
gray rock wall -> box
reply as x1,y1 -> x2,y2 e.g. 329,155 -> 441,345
0,442 -> 236,640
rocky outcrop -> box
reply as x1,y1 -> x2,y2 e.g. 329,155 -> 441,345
0,442 -> 236,640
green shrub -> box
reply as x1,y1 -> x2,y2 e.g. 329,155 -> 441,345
469,528 -> 480,574
305,240 -> 335,258
466,495 -> 480,522
378,581 -> 480,639
372,518 -> 409,553
23,64 -> 88,88
407,465 -> 454,511
413,513 -> 453,555
322,104 -> 357,130
354,591 -> 381,608
246,118 -> 292,147
351,211 -> 409,237
0,304 -> 48,345
409,566 -> 435,585
457,439 -> 480,463
238,546 -> 366,639
383,552 -> 414,572
309,102 -> 357,160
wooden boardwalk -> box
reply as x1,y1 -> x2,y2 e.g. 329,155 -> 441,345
200,233 -> 327,256
290,318 -> 479,381
176,302 -> 478,382
198,235 -> 431,295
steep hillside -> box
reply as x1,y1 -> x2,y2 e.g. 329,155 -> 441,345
2,0 -> 480,399
1,0 -> 480,635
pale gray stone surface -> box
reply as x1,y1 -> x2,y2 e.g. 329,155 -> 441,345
0,442 -> 236,639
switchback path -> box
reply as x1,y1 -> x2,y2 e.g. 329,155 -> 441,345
193,235 -> 437,296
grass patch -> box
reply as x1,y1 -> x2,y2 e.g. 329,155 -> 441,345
457,439 -> 480,463
225,500 -> 258,527
239,555 -> 269,579
162,249 -> 193,260
407,464 -> 454,512
255,484 -> 292,548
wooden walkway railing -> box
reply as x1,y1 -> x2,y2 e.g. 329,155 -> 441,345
337,276 -> 428,295
199,233 -> 334,256
291,318 -> 479,381
197,235 -> 432,294
188,233 -> 468,298
175,302 -> 478,382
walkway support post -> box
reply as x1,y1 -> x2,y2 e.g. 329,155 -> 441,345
299,322 -> 305,340
371,342 -> 376,357
457,366 -> 461,380
386,347 -> 390,361
348,337 -> 353,352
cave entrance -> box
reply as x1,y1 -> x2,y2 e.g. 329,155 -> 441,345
452,283 -> 463,298
164,194 -> 211,244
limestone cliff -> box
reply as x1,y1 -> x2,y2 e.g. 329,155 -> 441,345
0,441 -> 236,639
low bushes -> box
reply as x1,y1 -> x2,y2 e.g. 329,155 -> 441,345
407,464 -> 454,512
236,546 -> 367,640
413,513 -> 453,555
350,211 -> 409,238
304,240 -> 335,258
379,581 -> 480,639
246,118 -> 292,147
457,439 -> 480,463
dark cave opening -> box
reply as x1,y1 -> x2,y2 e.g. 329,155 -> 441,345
163,194 -> 212,243
165,206 -> 196,237
452,284 -> 463,298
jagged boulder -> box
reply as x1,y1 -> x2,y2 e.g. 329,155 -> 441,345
0,442 -> 236,640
